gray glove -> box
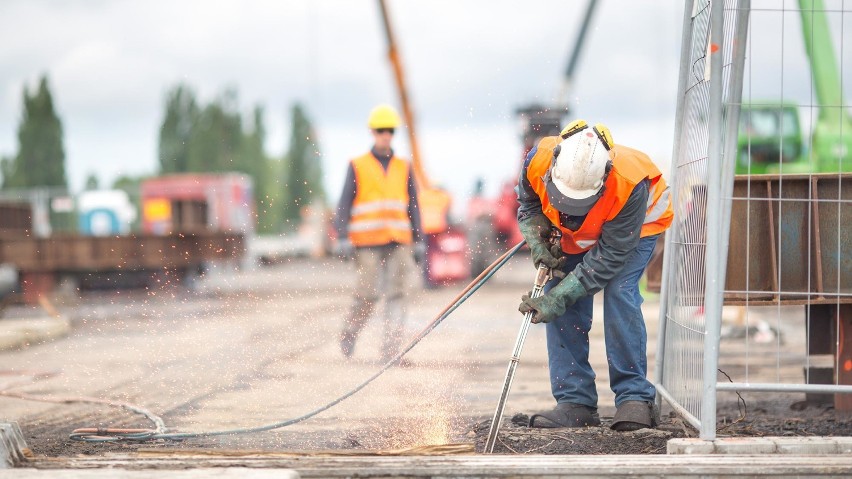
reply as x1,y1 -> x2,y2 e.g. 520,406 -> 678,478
518,214 -> 566,271
519,273 -> 587,323
413,241 -> 427,265
336,239 -> 355,261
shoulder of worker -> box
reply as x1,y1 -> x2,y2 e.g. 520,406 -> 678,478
611,144 -> 651,162
523,135 -> 561,168
349,151 -> 371,163
610,144 -> 662,182
536,135 -> 562,151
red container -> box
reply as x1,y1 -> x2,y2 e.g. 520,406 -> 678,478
140,173 -> 255,235
425,226 -> 469,287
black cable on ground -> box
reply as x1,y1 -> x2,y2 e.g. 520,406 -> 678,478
69,241 -> 526,442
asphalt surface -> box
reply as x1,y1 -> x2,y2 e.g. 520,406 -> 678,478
3,254 -> 576,454
0,253 -> 816,458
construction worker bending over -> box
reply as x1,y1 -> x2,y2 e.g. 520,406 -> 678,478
516,119 -> 673,431
334,104 -> 425,364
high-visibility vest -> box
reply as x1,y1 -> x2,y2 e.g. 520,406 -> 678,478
418,187 -> 451,235
348,152 -> 414,246
526,136 -> 673,254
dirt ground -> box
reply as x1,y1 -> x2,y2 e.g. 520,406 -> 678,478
18,398 -> 852,457
3,255 -> 851,459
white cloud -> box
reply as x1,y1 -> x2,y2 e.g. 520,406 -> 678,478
4,0 -> 847,214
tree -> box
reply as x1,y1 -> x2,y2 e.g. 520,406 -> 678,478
2,75 -> 66,189
0,156 -> 12,187
186,89 -> 244,173
155,84 -> 293,232
84,173 -> 99,190
158,84 -> 198,174
112,174 -> 148,232
242,106 -> 280,233
281,103 -> 325,227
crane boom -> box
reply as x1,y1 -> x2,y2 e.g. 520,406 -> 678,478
376,0 -> 451,235
557,0 -> 599,110
798,0 -> 852,171
377,0 -> 429,191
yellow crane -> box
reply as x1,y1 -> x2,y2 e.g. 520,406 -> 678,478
377,0 -> 467,286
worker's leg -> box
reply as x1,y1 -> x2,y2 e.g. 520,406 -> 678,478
380,243 -> 411,362
340,246 -> 381,357
545,253 -> 598,408
602,234 -> 658,405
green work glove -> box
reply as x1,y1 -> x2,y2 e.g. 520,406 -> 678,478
518,214 -> 565,270
518,273 -> 587,324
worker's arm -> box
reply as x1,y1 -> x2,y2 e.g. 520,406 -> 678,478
407,168 -> 423,242
515,145 -> 544,221
334,162 -> 357,239
570,179 -> 650,295
518,180 -> 650,323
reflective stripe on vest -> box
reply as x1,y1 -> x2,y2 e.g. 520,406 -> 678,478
526,138 -> 673,254
351,200 -> 408,217
349,152 -> 413,246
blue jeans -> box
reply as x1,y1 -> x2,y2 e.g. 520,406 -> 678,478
544,235 -> 658,408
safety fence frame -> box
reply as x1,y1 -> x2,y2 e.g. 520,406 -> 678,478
655,0 -> 749,440
657,0 -> 852,440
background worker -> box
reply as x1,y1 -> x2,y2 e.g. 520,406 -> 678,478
334,104 -> 425,364
515,119 -> 673,431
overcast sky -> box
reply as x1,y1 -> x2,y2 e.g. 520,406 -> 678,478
1,1 -> 849,216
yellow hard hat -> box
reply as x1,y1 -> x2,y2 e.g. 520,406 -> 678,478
367,104 -> 401,129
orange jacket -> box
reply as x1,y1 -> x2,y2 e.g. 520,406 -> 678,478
526,136 -> 673,254
348,152 -> 414,246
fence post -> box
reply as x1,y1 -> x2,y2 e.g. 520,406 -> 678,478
655,0 -> 696,410
699,0 -> 728,440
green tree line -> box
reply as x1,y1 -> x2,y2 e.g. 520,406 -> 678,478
158,83 -> 326,233
1,76 -> 67,190
0,75 -> 327,235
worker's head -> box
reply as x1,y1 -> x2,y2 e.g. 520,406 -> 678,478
368,104 -> 401,150
545,119 -> 614,216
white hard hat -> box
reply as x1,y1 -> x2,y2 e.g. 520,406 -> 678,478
545,120 -> 614,215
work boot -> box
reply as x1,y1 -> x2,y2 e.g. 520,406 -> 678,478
528,402 -> 601,428
339,330 -> 357,358
611,401 -> 657,431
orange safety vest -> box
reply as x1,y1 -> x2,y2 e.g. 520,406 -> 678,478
418,187 -> 451,234
348,152 -> 414,247
526,136 -> 673,254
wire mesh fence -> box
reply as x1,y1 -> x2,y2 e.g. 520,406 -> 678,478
655,0 -> 746,437
657,0 -> 852,440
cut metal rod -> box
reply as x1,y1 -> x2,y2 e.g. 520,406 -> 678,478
484,262 -> 552,453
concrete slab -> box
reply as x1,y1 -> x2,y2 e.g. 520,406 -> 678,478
0,316 -> 70,351
670,436 -> 852,455
0,469 -> 299,478
773,436 -> 839,455
24,454 -> 852,477
713,437 -> 777,454
835,436 -> 852,453
667,438 -> 715,454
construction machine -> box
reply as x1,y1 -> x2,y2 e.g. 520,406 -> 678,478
466,1 -> 599,276
647,0 -> 852,292
737,0 -> 852,174
377,0 -> 468,287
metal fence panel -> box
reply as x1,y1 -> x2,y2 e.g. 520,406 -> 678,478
659,0 -> 852,440
656,0 -> 746,438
